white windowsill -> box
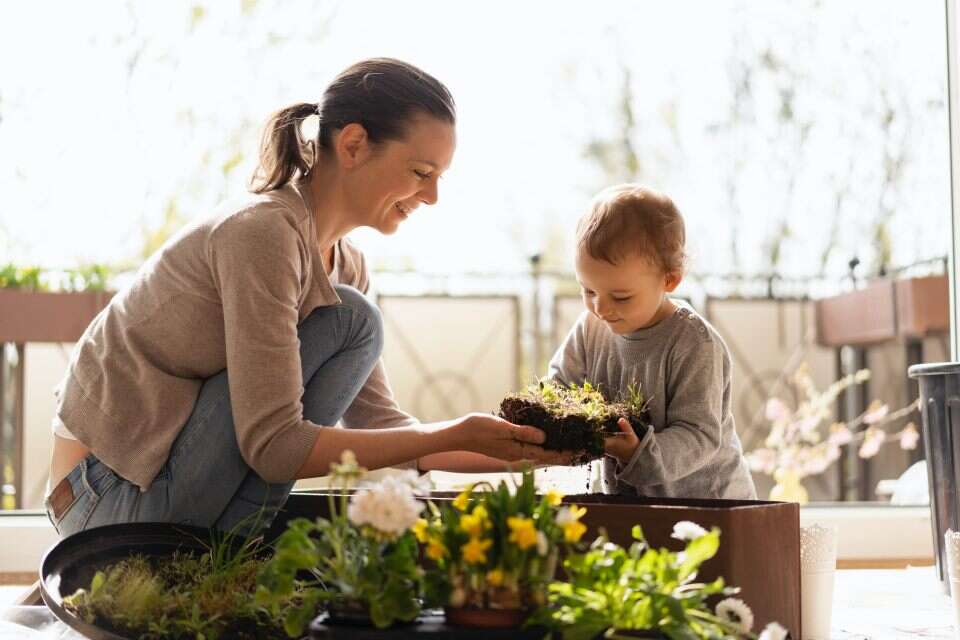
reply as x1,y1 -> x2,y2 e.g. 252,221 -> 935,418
0,504 -> 935,575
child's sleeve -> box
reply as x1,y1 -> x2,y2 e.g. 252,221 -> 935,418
614,337 -> 727,489
546,312 -> 589,386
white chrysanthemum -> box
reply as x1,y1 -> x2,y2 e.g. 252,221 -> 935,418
671,520 -> 707,541
715,598 -> 754,632
536,530 -> 549,557
347,476 -> 424,535
758,622 -> 788,640
392,469 -> 434,495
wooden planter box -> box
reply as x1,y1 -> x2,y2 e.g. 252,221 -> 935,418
815,275 -> 948,347
272,492 -> 801,639
0,289 -> 113,343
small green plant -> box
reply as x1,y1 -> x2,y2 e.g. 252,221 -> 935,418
64,263 -> 112,292
255,452 -> 426,634
62,523 -> 294,640
499,380 -> 651,462
529,522 -> 784,640
0,263 -> 45,290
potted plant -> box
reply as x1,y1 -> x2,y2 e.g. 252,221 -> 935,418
0,262 -> 115,343
499,380 -> 652,463
415,469 -> 588,628
255,451 -> 427,635
61,524 -> 295,639
746,363 -> 920,503
528,521 -> 790,640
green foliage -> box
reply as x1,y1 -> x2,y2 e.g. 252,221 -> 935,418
519,379 -> 649,423
255,464 -> 422,634
0,264 -> 45,290
62,540 -> 294,639
0,263 -> 113,292
528,526 -> 751,639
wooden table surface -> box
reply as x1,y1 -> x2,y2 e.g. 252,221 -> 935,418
831,566 -> 954,639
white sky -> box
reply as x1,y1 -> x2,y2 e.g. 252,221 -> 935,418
0,0 -> 950,279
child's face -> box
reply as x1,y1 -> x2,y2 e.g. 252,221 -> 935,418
575,249 -> 681,335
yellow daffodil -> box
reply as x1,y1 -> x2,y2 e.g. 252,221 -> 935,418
426,537 -> 448,561
453,487 -> 473,511
563,520 -> 588,543
461,537 -> 493,565
412,518 -> 430,543
556,504 -> 588,543
486,568 -> 504,587
459,507 -> 490,538
507,516 -> 538,550
545,489 -> 564,507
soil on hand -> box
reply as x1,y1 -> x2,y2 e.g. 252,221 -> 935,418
499,381 -> 651,464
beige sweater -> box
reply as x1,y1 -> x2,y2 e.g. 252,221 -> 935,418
56,179 -> 417,491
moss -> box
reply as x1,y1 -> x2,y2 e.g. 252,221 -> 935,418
499,381 -> 652,463
63,537 -> 299,639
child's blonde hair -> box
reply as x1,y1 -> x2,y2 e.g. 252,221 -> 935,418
576,184 -> 687,275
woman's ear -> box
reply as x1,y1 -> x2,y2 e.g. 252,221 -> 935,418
335,123 -> 371,169
664,271 -> 683,293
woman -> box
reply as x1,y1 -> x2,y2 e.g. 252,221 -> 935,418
46,58 -> 566,538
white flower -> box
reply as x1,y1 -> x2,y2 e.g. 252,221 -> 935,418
671,521 -> 707,542
765,398 -> 790,422
555,506 -> 579,526
899,422 -> 920,450
392,469 -> 434,495
536,530 -> 549,557
828,423 -> 853,446
858,427 -> 886,459
758,622 -> 788,640
862,400 -> 889,424
747,449 -> 777,474
347,476 -> 424,535
715,598 -> 754,632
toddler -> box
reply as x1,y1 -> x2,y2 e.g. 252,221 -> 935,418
547,184 -> 756,499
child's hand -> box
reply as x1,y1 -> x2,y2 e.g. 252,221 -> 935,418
604,418 -> 640,466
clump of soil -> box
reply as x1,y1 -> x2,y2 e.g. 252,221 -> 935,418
499,380 -> 652,463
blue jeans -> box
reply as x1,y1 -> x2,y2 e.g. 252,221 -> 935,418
46,285 -> 383,538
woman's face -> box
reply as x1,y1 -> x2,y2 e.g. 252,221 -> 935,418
345,115 -> 456,234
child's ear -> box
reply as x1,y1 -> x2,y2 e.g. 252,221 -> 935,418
664,271 -> 682,293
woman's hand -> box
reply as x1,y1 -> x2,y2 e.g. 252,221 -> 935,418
604,418 -> 641,466
451,413 -> 575,465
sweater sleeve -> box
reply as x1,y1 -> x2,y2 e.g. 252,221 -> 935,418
209,209 -> 320,483
614,338 -> 726,489
546,311 -> 589,386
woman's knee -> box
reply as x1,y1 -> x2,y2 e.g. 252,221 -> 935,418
333,285 -> 383,346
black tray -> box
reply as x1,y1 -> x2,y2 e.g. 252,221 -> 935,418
309,611 -> 547,639
39,522 -> 224,640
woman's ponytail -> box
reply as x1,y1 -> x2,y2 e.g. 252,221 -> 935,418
249,102 -> 318,194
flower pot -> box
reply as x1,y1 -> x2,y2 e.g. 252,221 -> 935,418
325,600 -> 375,626
444,606 -> 528,628
908,361 -> 960,594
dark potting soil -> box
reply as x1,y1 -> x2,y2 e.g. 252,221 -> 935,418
498,395 -> 650,464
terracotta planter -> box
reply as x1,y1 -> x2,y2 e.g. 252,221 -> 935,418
0,289 -> 113,343
814,275 -> 948,347
443,606 -> 528,628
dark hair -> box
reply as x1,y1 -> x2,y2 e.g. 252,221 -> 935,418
577,184 -> 688,275
250,58 -> 456,193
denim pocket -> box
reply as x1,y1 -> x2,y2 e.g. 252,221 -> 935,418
54,455 -> 117,537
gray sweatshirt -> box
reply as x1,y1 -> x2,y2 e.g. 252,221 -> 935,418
547,304 -> 757,500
